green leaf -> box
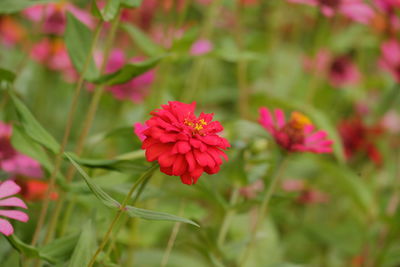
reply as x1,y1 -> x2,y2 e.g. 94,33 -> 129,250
125,206 -> 199,227
68,221 -> 96,267
65,153 -> 120,209
10,92 -> 60,154
93,56 -> 162,85
100,0 -> 120,21
0,0 -> 55,14
122,24 -> 165,56
65,151 -> 147,173
65,12 -> 99,81
11,126 -> 68,189
321,160 -> 377,218
65,153 -> 199,227
0,68 -> 16,83
5,235 -> 40,258
121,0 -> 143,8
40,234 -> 80,264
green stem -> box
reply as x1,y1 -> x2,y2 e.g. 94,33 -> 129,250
30,21 -> 104,247
238,156 -> 289,266
43,13 -> 121,245
87,164 -> 157,267
217,186 -> 240,247
160,201 -> 186,267
181,0 -> 222,102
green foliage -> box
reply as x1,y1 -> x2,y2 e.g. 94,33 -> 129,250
65,13 -> 99,81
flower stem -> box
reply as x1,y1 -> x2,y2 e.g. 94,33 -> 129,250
217,186 -> 240,247
30,21 -> 104,247
87,164 -> 157,267
42,13 -> 121,245
238,156 -> 288,266
160,201 -> 185,267
181,0 -> 222,102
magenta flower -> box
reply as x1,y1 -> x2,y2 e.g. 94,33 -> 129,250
0,17 -> 26,46
190,39 -> 213,56
259,108 -> 333,153
95,49 -> 155,103
23,3 -> 94,35
30,38 -> 77,82
0,122 -> 43,179
0,180 -> 29,236
379,39 -> 400,82
304,49 -> 361,88
133,123 -> 149,142
288,0 -> 374,24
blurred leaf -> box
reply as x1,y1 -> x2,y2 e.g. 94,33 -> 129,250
3,251 -> 21,267
65,153 -> 120,209
66,153 -> 198,226
10,92 -> 60,153
65,12 -> 99,81
0,0 -> 55,14
5,235 -> 39,258
374,83 -> 400,121
93,57 -> 162,85
125,206 -> 199,227
122,24 -> 165,56
121,0 -> 143,7
0,68 -> 15,83
100,0 -> 120,22
66,151 -> 147,173
11,126 -> 67,189
321,160 -> 377,218
68,221 -> 96,267
40,233 -> 80,263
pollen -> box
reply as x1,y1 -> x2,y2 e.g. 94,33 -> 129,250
289,112 -> 312,130
184,118 -> 208,134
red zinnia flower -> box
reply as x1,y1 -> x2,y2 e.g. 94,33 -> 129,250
259,108 -> 333,153
141,101 -> 230,185
338,116 -> 383,166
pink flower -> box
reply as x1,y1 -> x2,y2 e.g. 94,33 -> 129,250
23,3 -> 94,35
190,39 -> 213,56
0,17 -> 26,46
98,49 -> 155,103
0,122 -> 43,179
282,179 -> 306,192
30,38 -> 77,82
304,49 -> 361,88
239,179 -> 264,199
297,189 -> 329,204
0,180 -> 29,236
133,123 -> 149,142
142,101 -> 230,185
288,0 -> 375,24
379,39 -> 400,82
382,110 -> 400,134
259,108 -> 333,153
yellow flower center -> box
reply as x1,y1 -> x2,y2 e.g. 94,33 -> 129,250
289,112 -> 312,130
184,119 -> 207,133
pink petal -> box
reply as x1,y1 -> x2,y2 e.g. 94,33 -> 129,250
0,218 -> 13,236
259,107 -> 275,133
274,109 -> 286,129
0,180 -> 21,199
0,197 -> 27,209
0,210 -> 28,222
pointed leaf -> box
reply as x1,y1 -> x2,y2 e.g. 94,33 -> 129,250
68,221 -> 96,267
65,12 -> 99,80
39,233 -> 80,263
93,57 -> 162,85
100,0 -> 120,21
65,153 -> 120,209
125,206 -> 199,227
10,92 -> 60,153
122,23 -> 165,56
